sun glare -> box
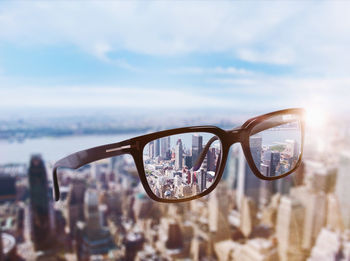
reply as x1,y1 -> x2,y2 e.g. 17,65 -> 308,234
305,106 -> 328,130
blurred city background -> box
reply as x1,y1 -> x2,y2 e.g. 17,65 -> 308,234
1,1 -> 350,261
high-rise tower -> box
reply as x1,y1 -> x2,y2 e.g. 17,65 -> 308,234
28,154 -> 53,251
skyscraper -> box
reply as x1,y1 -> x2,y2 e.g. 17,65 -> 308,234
335,151 -> 350,229
192,135 -> 203,168
285,139 -> 299,159
236,145 -> 262,208
270,151 -> 281,176
28,154 -> 53,251
184,155 -> 193,169
165,221 -> 183,250
0,174 -> 16,202
161,136 -> 171,160
78,189 -> 115,258
259,163 -> 273,207
207,147 -> 216,172
263,150 -> 280,177
68,179 -> 86,237
197,168 -> 206,193
276,196 -> 305,261
240,196 -> 257,238
209,184 -> 231,242
291,185 -> 327,250
154,139 -> 160,158
149,141 -> 154,159
249,136 -> 262,168
222,146 -> 240,189
175,139 -> 183,170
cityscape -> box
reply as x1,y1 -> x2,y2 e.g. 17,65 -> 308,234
2,1 -> 350,260
1,117 -> 350,261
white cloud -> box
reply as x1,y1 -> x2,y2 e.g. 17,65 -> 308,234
1,74 -> 348,114
0,1 -> 350,116
1,1 -> 350,75
168,66 -> 252,75
0,85 -> 247,110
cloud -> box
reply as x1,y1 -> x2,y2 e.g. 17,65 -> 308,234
0,1 -> 350,116
1,74 -> 348,115
168,66 -> 252,75
0,85 -> 247,110
1,1 -> 350,75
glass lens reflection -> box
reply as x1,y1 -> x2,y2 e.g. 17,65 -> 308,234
143,132 -> 222,200
249,114 -> 302,177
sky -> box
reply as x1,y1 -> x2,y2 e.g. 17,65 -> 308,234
0,1 -> 350,117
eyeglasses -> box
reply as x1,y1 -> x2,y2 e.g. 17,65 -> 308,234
53,108 -> 305,203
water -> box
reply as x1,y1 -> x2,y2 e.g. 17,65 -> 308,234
0,133 -> 140,164
0,129 -> 301,165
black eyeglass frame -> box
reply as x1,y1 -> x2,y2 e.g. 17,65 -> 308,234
53,108 -> 305,203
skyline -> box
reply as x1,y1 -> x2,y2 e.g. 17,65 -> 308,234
0,2 -> 350,116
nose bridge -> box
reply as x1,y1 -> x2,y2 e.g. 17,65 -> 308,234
225,128 -> 244,146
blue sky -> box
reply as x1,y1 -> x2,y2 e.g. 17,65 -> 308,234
0,1 -> 350,116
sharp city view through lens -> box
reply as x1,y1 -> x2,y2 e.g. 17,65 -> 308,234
1,1 -> 350,261
250,117 -> 301,177
143,133 -> 221,200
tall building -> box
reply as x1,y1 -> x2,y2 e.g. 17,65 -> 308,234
285,139 -> 300,159
335,151 -> 350,229
240,196 -> 257,238
236,145 -> 262,209
192,135 -> 203,168
28,154 -> 53,251
149,141 -> 154,159
78,189 -> 115,259
0,174 -> 16,202
206,147 -> 216,172
259,164 -> 272,207
291,186 -> 327,250
326,194 -> 343,231
208,184 -> 231,242
275,174 -> 293,195
270,151 -> 281,177
154,139 -> 160,158
68,179 -> 86,237
161,136 -> 171,160
175,139 -> 183,170
165,222 -> 183,250
197,169 -> 207,193
184,155 -> 193,169
276,196 -> 305,261
222,146 -> 240,189
249,136 -> 262,169
262,150 -> 280,177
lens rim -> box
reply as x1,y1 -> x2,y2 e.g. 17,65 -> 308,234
241,109 -> 305,181
141,131 -> 223,202
130,128 -> 228,203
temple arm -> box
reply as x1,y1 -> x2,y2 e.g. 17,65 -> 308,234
53,139 -> 135,201
248,115 -> 300,136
